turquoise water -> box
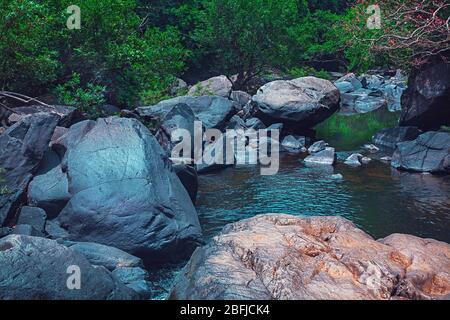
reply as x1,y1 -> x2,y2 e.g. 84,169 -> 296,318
196,154 -> 450,243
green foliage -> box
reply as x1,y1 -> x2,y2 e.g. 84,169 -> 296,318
287,66 -> 331,80
0,0 -> 189,107
55,73 -> 106,118
193,0 -> 300,88
0,0 -> 59,94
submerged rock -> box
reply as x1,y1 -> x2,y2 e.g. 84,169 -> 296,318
171,214 -> 450,300
392,131 -> 450,174
252,77 -> 340,132
0,235 -> 137,300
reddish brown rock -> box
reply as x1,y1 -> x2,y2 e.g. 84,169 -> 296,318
171,214 -> 450,300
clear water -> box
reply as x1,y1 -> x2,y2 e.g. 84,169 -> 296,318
196,154 -> 450,243
151,109 -> 450,299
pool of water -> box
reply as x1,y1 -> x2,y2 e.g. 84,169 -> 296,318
151,109 -> 450,299
196,154 -> 450,243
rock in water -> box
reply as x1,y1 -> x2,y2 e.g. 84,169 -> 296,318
392,131 -> 450,174
304,147 -> 336,166
0,113 -> 59,225
252,77 -> 340,132
372,127 -> 422,149
55,117 -> 202,262
0,235 -> 137,300
344,153 -> 363,167
400,59 -> 450,130
170,214 -> 450,300
136,96 -> 237,130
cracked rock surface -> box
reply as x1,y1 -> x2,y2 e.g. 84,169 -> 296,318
170,214 -> 450,300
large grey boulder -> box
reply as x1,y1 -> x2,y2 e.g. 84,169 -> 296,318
372,127 -> 422,149
0,113 -> 59,225
392,131 -> 450,173
136,96 -> 237,130
170,214 -> 450,300
400,60 -> 450,130
54,117 -> 202,262
0,235 -> 137,300
252,77 -> 340,132
188,75 -> 233,98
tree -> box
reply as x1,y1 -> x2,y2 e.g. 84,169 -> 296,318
194,0 -> 299,89
0,1 -> 59,94
343,0 -> 450,70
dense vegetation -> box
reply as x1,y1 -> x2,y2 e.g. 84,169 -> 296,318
0,0 -> 448,113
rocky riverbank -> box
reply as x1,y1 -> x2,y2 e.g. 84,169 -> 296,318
0,62 -> 449,300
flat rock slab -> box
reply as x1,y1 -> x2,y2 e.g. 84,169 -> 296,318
171,214 -> 450,300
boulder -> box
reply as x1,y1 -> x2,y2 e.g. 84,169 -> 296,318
340,89 -> 387,114
170,214 -> 450,300
226,115 -> 246,130
372,127 -> 422,149
335,73 -> 363,91
154,103 -> 197,156
400,60 -> 450,130
230,91 -> 251,109
7,105 -> 83,128
112,267 -> 153,299
392,131 -> 450,174
170,78 -> 188,95
197,132 -> 235,174
245,118 -> 266,130
65,241 -> 143,271
17,206 -> 46,235
344,153 -> 363,167
188,75 -> 233,98
173,163 -> 198,204
304,147 -> 336,166
252,77 -> 340,132
27,165 -> 71,219
0,113 -> 59,225
45,220 -> 69,240
0,235 -> 138,299
308,140 -> 328,154
54,117 -> 202,262
281,136 -> 306,153
137,96 -> 237,130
